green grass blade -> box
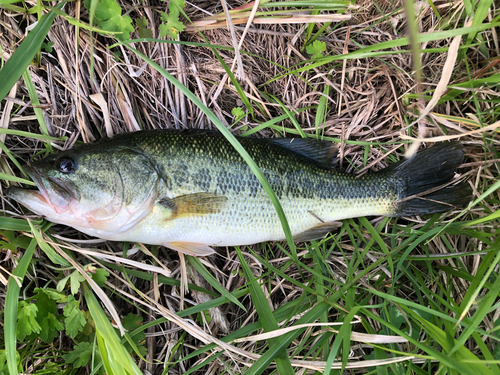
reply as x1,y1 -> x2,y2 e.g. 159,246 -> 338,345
449,250 -> 500,356
464,0 -> 495,51
84,284 -> 143,375
471,331 -> 500,375
0,142 -> 30,180
269,94 -> 307,138
260,1 -> 351,9
267,21 -> 500,84
311,243 -> 329,359
235,247 -> 294,374
0,3 -> 64,102
366,287 -> 495,339
0,217 -> 42,231
323,306 -> 360,374
240,108 -> 309,137
183,296 -> 316,362
186,256 -> 246,311
315,84 -> 329,137
5,238 -> 37,375
451,249 -> 498,312
0,128 -> 63,141
358,217 -> 393,273
362,307 -> 486,374
0,173 -> 35,186
463,210 -> 500,227
250,251 -> 321,296
95,330 -> 115,375
210,48 -> 254,117
102,261 -> 219,297
406,309 -> 495,374
244,302 -> 330,375
27,220 -> 70,267
114,38 -> 235,51
21,69 -> 52,151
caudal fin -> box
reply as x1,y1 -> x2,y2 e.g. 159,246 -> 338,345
391,142 -> 471,216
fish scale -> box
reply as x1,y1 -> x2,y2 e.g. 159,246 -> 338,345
7,130 -> 471,256
70,131 -> 397,245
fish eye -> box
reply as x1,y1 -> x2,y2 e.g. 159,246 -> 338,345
55,157 -> 76,174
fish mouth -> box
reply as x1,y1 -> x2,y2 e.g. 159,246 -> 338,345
7,164 -> 78,215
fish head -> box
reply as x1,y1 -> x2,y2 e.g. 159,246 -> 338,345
7,145 -> 160,236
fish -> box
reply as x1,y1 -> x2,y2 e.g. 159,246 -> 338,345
6,130 -> 471,256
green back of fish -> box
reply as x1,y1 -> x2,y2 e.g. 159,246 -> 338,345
100,130 -> 393,207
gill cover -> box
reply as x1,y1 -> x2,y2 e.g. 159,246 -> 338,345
8,147 -> 161,236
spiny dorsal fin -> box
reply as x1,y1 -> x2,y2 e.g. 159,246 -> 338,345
293,221 -> 342,242
158,192 -> 228,219
266,138 -> 338,170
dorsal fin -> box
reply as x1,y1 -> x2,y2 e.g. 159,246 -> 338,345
144,129 -> 339,169
266,138 -> 338,170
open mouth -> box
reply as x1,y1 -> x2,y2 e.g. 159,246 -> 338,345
15,165 -> 77,214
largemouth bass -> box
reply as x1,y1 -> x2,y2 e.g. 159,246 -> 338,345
6,130 -> 470,256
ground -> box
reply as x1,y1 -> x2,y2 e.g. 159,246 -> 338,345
0,1 -> 499,374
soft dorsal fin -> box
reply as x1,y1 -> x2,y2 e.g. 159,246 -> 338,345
158,192 -> 228,219
266,138 -> 338,170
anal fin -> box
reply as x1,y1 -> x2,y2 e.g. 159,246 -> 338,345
165,241 -> 216,256
293,221 -> 342,242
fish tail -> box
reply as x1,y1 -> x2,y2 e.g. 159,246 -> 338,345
390,142 -> 471,216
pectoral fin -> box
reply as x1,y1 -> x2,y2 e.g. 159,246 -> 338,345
165,241 -> 216,256
158,193 -> 228,219
293,221 -> 342,242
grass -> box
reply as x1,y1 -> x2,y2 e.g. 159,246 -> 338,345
0,0 -> 499,374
